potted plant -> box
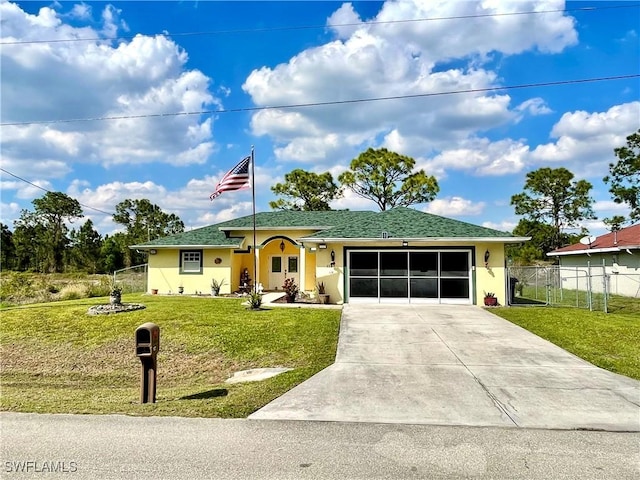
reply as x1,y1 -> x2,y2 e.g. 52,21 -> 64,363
483,292 -> 498,307
211,278 -> 226,296
317,281 -> 330,304
109,280 -> 123,305
282,278 -> 298,303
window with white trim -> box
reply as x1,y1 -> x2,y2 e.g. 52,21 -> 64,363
180,250 -> 203,274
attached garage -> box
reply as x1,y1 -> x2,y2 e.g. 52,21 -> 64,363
347,249 -> 473,304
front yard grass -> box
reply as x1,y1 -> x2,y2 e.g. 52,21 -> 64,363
0,295 -> 341,417
491,305 -> 640,380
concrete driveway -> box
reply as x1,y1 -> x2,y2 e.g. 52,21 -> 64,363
250,305 -> 640,431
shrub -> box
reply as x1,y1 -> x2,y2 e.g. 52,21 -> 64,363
0,272 -> 35,303
58,283 -> 88,301
248,292 -> 263,309
87,277 -> 111,298
282,278 -> 298,300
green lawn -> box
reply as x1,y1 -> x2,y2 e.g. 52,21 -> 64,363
491,305 -> 640,380
0,295 -> 341,417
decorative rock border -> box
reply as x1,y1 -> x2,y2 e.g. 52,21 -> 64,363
87,303 -> 146,315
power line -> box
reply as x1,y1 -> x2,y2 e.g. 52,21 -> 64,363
2,74 -> 638,127
0,167 -> 115,217
1,4 -> 637,46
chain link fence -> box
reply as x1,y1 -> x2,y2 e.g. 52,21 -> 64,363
507,265 -> 640,313
113,264 -> 148,294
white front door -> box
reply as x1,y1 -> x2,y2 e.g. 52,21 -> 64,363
269,255 -> 299,290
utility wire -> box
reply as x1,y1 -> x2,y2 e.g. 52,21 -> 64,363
0,167 -> 115,216
2,74 -> 638,127
1,4 -> 636,46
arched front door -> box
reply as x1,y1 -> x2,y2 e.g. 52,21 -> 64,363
262,237 -> 300,291
268,254 -> 299,290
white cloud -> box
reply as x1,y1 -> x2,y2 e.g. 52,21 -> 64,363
59,162 -> 287,235
370,0 -> 577,59
331,188 -> 378,211
327,3 -> 363,40
242,0 -> 577,166
516,98 -> 552,116
482,220 -> 517,233
66,180 -> 168,226
424,137 -> 530,177
618,29 -> 637,43
0,202 -> 21,226
68,3 -> 92,21
593,200 -> 630,213
0,2 -> 219,176
198,202 -> 254,226
1,179 -> 53,200
424,197 -> 486,216
530,101 -> 640,177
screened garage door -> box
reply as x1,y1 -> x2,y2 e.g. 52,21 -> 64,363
347,250 -> 472,304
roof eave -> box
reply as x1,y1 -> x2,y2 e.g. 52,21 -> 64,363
129,244 -> 242,250
299,236 -> 530,243
219,226 -> 332,232
548,245 -> 640,256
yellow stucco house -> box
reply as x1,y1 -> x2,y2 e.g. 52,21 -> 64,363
131,207 -> 529,305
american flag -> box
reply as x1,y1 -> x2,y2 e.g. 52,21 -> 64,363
210,155 -> 251,200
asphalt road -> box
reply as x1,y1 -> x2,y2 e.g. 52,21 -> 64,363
2,413 -> 639,479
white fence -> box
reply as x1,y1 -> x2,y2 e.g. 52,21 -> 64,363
507,265 -> 640,313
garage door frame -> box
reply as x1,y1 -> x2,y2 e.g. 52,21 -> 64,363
344,247 -> 475,304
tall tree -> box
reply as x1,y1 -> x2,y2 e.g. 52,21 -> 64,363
0,223 -> 15,270
11,193 -> 83,272
603,129 -> 640,222
510,167 -> 595,251
12,214 -> 49,272
508,218 -> 587,264
113,199 -> 184,266
338,148 -> 439,211
99,234 -> 126,273
68,219 -> 103,273
270,169 -> 341,211
34,192 -> 83,272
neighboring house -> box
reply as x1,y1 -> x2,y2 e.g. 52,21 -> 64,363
547,224 -> 640,297
131,207 -> 529,305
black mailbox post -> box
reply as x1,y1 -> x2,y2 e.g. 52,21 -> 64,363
135,322 -> 160,403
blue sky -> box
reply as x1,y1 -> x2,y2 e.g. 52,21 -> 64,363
1,0 -> 638,237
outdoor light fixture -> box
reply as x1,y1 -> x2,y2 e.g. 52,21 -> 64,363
318,243 -> 328,249
330,250 -> 336,262
402,241 -> 408,247
280,240 -> 285,252
484,249 -> 490,267
149,249 -> 157,255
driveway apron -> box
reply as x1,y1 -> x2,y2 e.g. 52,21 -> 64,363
250,305 -> 640,431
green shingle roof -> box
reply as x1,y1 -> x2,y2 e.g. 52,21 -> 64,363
132,207 -> 518,248
131,224 -> 242,248
217,209 -> 372,230
301,207 -> 513,239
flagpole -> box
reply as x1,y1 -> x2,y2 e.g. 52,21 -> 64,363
251,146 -> 257,294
